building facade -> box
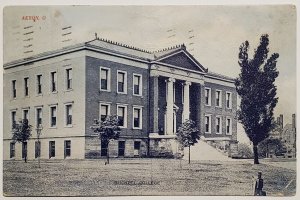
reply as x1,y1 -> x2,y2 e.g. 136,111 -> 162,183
3,38 -> 238,160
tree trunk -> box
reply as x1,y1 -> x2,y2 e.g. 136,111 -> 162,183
106,144 -> 110,164
188,145 -> 191,164
23,142 -> 27,163
253,144 -> 259,164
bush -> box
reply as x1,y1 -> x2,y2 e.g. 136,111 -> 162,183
238,143 -> 253,158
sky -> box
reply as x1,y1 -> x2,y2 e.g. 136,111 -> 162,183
3,5 -> 297,143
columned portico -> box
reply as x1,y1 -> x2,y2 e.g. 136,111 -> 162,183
182,81 -> 191,121
166,77 -> 175,135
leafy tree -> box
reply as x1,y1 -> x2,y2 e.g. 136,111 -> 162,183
176,119 -> 200,164
235,34 -> 279,164
258,138 -> 286,158
90,115 -> 120,164
12,119 -> 32,163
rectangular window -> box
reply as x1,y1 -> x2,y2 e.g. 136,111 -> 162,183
24,77 -> 29,96
37,75 -> 42,94
64,140 -> 71,158
22,142 -> 27,159
133,107 -> 142,129
205,115 -> 211,133
226,118 -> 232,135
133,74 -> 142,96
51,72 -> 57,92
11,111 -> 16,127
216,90 -> 222,107
226,92 -> 232,109
36,108 -> 42,126
117,71 -> 127,93
50,106 -> 57,127
10,142 -> 15,158
35,141 -> 41,158
216,116 -> 222,134
134,141 -> 141,150
100,103 -> 110,122
205,88 -> 211,106
117,105 -> 127,128
23,109 -> 29,121
12,80 -> 16,98
134,141 -> 141,156
100,67 -> 110,91
49,141 -> 55,158
65,104 -> 72,126
66,68 -> 72,90
118,141 -> 125,157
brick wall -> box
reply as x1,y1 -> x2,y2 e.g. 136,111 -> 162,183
202,81 -> 237,140
84,56 -> 150,157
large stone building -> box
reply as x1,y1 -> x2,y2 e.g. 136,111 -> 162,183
3,38 -> 238,160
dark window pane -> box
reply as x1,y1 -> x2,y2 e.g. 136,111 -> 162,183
118,82 -> 124,92
101,115 -> 106,122
118,141 -> 125,156
10,142 -> 15,158
12,80 -> 16,98
118,117 -> 124,126
49,141 -> 55,158
134,141 -> 140,150
134,118 -> 139,127
101,79 -> 107,90
51,117 -> 56,126
65,140 -> 71,157
134,85 -> 139,95
35,141 -> 41,158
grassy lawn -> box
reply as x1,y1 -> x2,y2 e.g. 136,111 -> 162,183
3,158 -> 296,196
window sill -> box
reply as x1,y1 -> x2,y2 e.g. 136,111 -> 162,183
64,125 -> 73,128
133,94 -> 143,97
205,104 -> 211,107
117,92 -> 128,95
133,127 -> 142,130
51,91 -> 58,94
119,126 -> 127,129
100,89 -> 111,92
36,93 -> 43,97
216,106 -> 222,109
205,132 -> 211,134
226,133 -> 232,136
65,89 -> 73,92
49,126 -> 57,129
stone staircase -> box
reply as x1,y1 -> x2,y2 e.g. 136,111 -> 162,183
182,139 -> 233,161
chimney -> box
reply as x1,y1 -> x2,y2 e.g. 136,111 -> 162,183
292,114 -> 296,130
280,114 -> 284,130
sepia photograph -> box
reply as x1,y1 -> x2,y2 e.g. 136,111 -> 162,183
1,1 -> 297,197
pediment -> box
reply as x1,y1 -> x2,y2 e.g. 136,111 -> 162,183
155,50 -> 207,73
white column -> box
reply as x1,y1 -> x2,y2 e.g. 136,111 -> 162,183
183,81 -> 191,122
166,77 -> 175,135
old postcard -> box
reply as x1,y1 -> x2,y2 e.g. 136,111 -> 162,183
2,2 -> 297,197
